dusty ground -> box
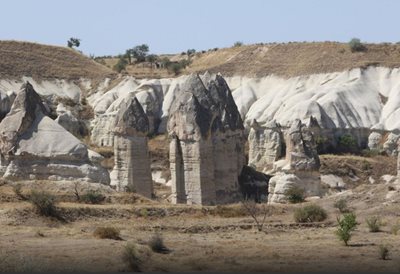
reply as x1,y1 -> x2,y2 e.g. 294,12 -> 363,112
0,173 -> 399,272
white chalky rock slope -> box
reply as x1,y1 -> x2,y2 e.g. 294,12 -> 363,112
88,67 -> 400,148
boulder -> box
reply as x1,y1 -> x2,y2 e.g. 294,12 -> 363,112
110,97 -> 153,197
168,73 -> 245,205
383,133 -> 400,156
367,131 -> 383,150
0,82 -> 109,183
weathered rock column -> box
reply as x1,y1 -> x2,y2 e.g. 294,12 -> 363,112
110,97 -> 153,197
168,73 -> 245,205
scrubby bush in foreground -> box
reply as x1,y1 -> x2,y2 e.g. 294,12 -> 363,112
366,216 -> 381,232
123,242 -> 142,271
93,227 -> 121,240
294,204 -> 327,223
29,190 -> 58,217
284,186 -> 305,203
336,212 -> 357,246
148,233 -> 169,253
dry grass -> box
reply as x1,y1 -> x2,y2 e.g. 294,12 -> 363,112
102,42 -> 400,79
188,42 -> 400,77
93,226 -> 121,240
0,40 -> 116,80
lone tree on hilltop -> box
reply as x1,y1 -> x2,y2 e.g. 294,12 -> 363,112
128,44 -> 149,63
67,37 -> 81,48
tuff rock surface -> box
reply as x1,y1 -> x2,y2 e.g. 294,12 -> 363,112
109,96 -> 153,197
0,82 -> 109,183
168,73 -> 245,205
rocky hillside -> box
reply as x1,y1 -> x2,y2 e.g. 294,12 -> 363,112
0,40 -> 116,80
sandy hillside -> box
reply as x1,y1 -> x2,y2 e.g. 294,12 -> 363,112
0,41 -> 116,80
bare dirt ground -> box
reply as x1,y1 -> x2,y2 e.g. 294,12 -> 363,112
0,171 -> 399,272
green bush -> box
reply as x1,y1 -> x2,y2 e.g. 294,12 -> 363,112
113,56 -> 128,73
334,198 -> 349,213
366,216 -> 381,232
337,134 -> 358,153
123,242 -> 142,271
93,227 -> 121,240
294,204 -> 327,223
336,213 -> 357,246
378,245 -> 390,260
148,233 -> 169,253
29,190 -> 57,217
284,186 -> 305,203
349,38 -> 366,52
233,41 -> 243,47
81,190 -> 106,204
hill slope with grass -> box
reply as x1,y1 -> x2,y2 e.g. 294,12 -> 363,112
0,40 -> 116,80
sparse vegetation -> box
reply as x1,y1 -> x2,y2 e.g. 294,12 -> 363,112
233,41 -> 244,47
294,204 -> 327,223
241,199 -> 270,231
337,134 -> 358,153
378,244 -> 390,260
67,37 -> 81,48
334,198 -> 350,213
123,242 -> 142,272
93,227 -> 121,240
128,44 -> 149,63
113,55 -> 128,72
348,38 -> 366,52
81,189 -> 106,204
148,233 -> 169,253
336,212 -> 357,246
29,190 -> 58,217
366,216 -> 381,232
13,183 -> 28,201
284,186 -> 305,203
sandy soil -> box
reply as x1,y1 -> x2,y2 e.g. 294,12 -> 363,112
0,177 -> 399,272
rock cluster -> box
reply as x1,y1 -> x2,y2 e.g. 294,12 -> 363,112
110,97 -> 153,197
168,73 -> 246,205
0,83 -> 109,183
247,117 -> 323,203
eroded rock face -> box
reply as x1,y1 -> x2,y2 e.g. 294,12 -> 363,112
110,97 -> 153,197
286,119 -> 320,171
248,119 -> 284,171
168,73 -> 245,205
0,82 -> 109,183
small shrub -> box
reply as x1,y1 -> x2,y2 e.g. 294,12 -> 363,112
13,183 -> 27,200
284,186 -> 305,203
378,245 -> 390,260
366,216 -> 381,232
337,134 -> 358,153
123,242 -> 142,272
93,227 -> 121,240
336,213 -> 357,246
334,198 -> 349,213
294,204 -> 327,223
113,56 -> 128,73
361,160 -> 371,170
148,233 -> 169,253
125,184 -> 136,193
361,149 -> 381,157
390,223 -> 400,235
349,38 -> 366,52
233,41 -> 243,47
29,190 -> 57,217
81,190 -> 106,204
388,185 -> 395,191
241,199 -> 270,231
35,230 -> 45,237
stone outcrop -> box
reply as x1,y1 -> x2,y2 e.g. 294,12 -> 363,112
0,90 -> 16,120
168,73 -> 245,205
285,119 -> 320,171
0,82 -> 109,183
265,119 -> 323,203
248,119 -> 284,172
110,97 -> 153,197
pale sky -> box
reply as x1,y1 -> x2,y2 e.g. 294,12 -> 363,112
1,0 -> 399,56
